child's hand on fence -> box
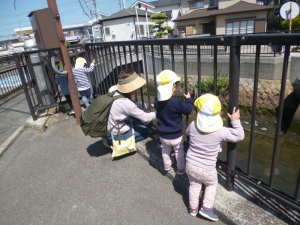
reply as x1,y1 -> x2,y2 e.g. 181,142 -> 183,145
184,92 -> 191,99
227,107 -> 240,121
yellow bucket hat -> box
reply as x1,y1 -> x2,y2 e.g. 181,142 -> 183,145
194,93 -> 223,133
156,70 -> 181,101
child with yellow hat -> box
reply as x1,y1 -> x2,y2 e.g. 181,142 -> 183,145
154,70 -> 193,174
186,93 -> 244,221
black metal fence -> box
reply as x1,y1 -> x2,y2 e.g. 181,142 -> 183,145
1,34 -> 299,213
83,34 -> 300,212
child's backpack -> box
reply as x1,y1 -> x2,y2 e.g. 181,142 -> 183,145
80,91 -> 124,138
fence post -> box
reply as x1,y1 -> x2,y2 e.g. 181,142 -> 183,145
226,36 -> 241,191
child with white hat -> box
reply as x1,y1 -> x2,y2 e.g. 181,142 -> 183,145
185,93 -> 244,221
154,70 -> 193,174
73,57 -> 96,108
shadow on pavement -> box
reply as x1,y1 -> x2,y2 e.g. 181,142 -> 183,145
86,140 -> 111,157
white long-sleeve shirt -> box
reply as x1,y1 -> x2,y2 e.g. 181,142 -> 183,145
108,92 -> 156,135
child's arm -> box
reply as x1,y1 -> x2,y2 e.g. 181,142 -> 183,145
85,59 -> 96,73
177,92 -> 193,115
224,107 -> 245,142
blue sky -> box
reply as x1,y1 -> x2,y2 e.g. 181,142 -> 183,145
0,0 -> 140,41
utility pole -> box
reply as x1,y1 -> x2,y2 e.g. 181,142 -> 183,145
47,0 -> 82,124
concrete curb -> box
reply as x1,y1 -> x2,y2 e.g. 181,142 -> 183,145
0,126 -> 24,157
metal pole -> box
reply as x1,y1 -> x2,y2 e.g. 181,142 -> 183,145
47,0 -> 81,124
226,37 -> 241,191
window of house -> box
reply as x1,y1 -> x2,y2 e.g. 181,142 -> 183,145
189,1 -> 204,9
163,11 -> 172,19
209,0 -> 216,7
105,27 -> 110,36
226,20 -> 255,34
136,25 -> 145,36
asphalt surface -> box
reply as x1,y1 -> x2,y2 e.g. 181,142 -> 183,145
0,95 -> 225,225
1,92 -> 299,225
0,93 -> 31,144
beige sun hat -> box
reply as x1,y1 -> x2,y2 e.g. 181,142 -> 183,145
156,70 -> 181,101
116,72 -> 146,93
194,93 -> 223,133
74,57 -> 86,69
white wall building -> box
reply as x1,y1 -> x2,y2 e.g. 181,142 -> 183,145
100,8 -> 154,41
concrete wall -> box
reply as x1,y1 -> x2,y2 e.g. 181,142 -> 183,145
142,53 -> 299,111
144,53 -> 298,81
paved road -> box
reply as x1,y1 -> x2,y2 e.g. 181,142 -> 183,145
0,116 -> 225,225
0,93 -> 31,144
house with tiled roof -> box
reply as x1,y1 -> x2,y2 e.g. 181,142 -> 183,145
175,0 -> 273,36
99,8 -> 154,41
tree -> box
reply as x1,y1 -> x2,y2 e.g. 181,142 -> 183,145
280,13 -> 300,31
150,13 -> 170,38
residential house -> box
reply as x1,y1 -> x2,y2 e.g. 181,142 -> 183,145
131,0 -> 181,35
99,8 -> 154,41
174,0 -> 273,36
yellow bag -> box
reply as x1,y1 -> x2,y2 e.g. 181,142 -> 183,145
111,131 -> 137,158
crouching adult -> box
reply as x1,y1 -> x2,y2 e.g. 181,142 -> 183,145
105,69 -> 156,145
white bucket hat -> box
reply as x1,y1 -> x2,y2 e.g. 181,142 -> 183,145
156,70 -> 181,101
194,93 -> 223,133
74,57 -> 86,69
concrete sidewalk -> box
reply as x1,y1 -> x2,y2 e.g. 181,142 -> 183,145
0,95 -> 299,225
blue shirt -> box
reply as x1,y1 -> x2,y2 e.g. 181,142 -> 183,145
154,97 -> 193,139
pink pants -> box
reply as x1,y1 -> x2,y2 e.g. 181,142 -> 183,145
160,136 -> 185,170
186,162 -> 218,209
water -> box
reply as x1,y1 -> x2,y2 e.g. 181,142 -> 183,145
0,76 -> 22,88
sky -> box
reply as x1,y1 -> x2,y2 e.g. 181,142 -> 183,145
0,0 -> 139,41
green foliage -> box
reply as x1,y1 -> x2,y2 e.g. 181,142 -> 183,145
280,13 -> 300,30
155,20 -> 165,25
150,13 -> 168,20
196,71 -> 229,95
267,5 -> 281,31
150,12 -> 170,37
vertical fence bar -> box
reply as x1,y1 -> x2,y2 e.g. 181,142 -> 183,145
197,44 -> 201,96
135,44 -> 145,107
171,44 -> 175,72
269,45 -> 290,188
108,46 -> 117,85
213,45 -> 217,95
123,45 -> 128,70
142,45 -> 151,108
14,53 -> 37,120
151,45 -> 157,97
112,45 -> 119,78
226,37 -> 241,191
295,169 -> 300,201
160,44 -> 164,70
247,45 -> 261,176
104,46 -> 113,88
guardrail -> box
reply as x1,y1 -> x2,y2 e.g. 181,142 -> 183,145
1,34 -> 300,214
83,34 -> 300,213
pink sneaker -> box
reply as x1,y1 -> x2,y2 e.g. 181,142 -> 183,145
177,168 -> 185,175
164,156 -> 176,171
